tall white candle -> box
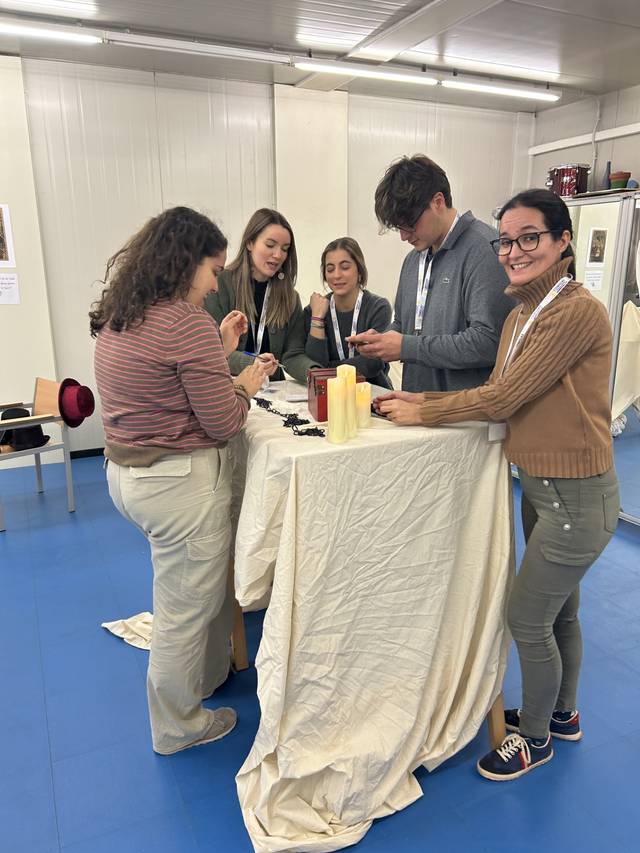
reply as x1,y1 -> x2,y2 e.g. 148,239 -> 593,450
327,376 -> 347,444
355,382 -> 371,428
336,364 -> 357,438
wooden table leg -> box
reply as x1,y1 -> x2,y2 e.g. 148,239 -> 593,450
487,692 -> 506,748
228,559 -> 249,671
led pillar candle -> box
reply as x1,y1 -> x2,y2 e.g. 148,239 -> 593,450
355,382 -> 371,428
336,364 -> 357,438
327,376 -> 347,443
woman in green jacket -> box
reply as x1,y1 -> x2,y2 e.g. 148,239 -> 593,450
204,208 -> 319,384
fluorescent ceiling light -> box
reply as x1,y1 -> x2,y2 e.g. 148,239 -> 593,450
104,31 -> 293,64
405,50 -> 561,84
0,20 -> 101,43
1,1 -> 97,14
441,77 -> 560,101
294,59 -> 438,85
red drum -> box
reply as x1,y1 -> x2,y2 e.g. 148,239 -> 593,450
545,164 -> 590,198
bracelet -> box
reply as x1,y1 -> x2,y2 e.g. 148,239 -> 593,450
311,316 -> 325,322
233,382 -> 249,396
310,322 -> 325,330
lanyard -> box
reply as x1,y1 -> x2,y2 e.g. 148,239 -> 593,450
250,282 -> 271,355
330,291 -> 363,360
414,214 -> 459,332
500,275 -> 573,377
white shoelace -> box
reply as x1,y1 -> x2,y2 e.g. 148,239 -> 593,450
496,734 -> 531,765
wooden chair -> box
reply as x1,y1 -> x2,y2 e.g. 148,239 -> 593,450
0,377 -> 75,532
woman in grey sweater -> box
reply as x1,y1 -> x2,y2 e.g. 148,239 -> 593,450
304,238 -> 393,389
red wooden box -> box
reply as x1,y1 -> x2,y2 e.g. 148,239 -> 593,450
307,367 -> 366,422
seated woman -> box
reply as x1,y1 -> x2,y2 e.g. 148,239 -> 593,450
91,206 -> 267,755
373,189 -> 619,782
304,237 -> 393,389
204,208 -> 318,384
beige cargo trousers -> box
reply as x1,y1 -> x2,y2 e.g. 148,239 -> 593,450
107,447 -> 234,754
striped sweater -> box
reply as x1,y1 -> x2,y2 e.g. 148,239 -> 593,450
94,301 -> 249,459
419,258 -> 614,478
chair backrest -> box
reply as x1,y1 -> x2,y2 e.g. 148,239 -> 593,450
32,378 -> 60,418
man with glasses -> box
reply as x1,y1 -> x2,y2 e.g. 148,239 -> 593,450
349,155 -> 513,392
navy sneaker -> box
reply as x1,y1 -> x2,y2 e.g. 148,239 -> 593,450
505,708 -> 583,741
477,733 -> 553,781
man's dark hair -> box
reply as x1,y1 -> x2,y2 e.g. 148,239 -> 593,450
374,155 -> 452,231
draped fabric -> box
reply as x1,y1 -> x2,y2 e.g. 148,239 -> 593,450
231,390 -> 513,852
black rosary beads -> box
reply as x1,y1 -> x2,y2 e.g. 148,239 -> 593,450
255,397 -> 325,437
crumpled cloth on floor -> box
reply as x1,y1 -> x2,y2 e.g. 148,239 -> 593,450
102,612 -> 153,650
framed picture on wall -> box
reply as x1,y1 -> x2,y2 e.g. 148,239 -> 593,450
586,227 -> 607,266
0,204 -> 16,268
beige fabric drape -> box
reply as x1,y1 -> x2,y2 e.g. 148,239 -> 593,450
231,398 -> 513,853
612,300 -> 640,420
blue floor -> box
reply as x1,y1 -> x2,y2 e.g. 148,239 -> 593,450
1,457 -> 639,853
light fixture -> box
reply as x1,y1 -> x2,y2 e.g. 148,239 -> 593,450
294,58 -> 438,86
1,1 -> 98,15
404,50 -> 562,84
0,20 -> 101,44
103,31 -> 293,65
441,76 -> 560,102
0,15 -> 563,101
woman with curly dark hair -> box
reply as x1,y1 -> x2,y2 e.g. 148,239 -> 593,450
91,206 -> 267,755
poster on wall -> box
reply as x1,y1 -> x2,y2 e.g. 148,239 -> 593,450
0,273 -> 20,304
0,204 -> 16,268
584,269 -> 603,292
586,227 -> 607,266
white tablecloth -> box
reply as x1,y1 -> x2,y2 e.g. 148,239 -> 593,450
231,388 -> 513,852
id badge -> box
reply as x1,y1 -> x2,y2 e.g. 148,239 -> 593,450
488,422 -> 507,442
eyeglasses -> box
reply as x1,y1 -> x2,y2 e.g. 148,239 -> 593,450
396,205 -> 432,234
490,230 -> 558,256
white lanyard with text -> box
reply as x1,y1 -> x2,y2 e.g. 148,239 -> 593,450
500,274 -> 573,377
251,282 -> 271,355
330,290 -> 363,360
414,213 -> 459,333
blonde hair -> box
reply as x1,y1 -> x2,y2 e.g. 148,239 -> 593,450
226,208 -> 297,328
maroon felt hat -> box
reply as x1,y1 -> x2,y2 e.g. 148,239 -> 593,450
58,378 -> 95,428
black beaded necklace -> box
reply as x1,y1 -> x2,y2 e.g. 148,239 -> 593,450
254,397 -> 325,437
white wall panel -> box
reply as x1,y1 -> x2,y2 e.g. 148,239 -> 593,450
0,57 -> 58,468
23,60 -> 163,452
154,74 -> 275,257
274,85 -> 348,306
348,95 -> 522,305
22,60 -> 275,451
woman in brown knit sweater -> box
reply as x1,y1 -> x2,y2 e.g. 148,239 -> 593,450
376,189 -> 620,782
